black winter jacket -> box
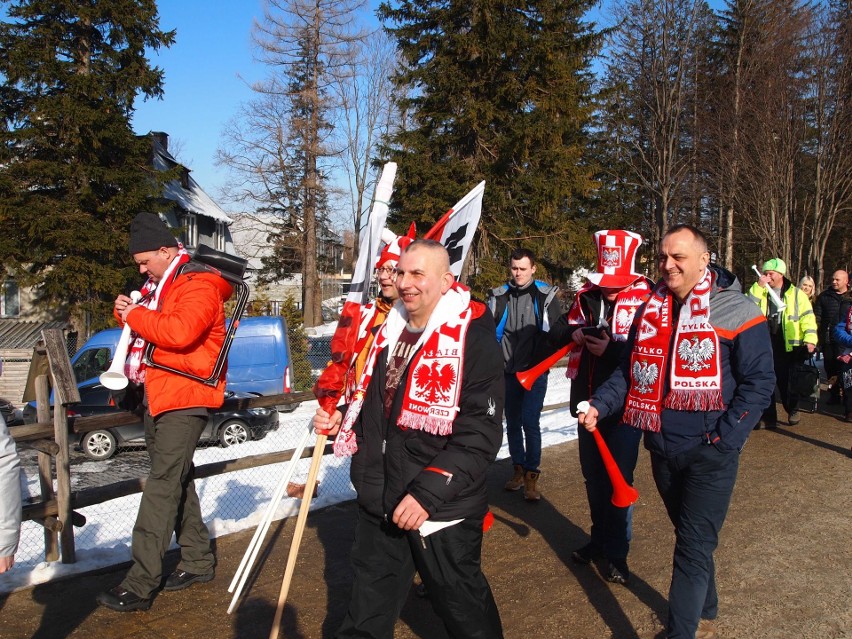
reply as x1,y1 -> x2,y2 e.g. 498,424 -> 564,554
349,306 -> 505,522
815,288 -> 852,347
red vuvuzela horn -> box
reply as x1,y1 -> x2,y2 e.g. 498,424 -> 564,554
577,401 -> 639,508
516,343 -> 575,391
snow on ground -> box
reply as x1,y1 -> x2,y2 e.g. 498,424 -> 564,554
1,371 -> 576,594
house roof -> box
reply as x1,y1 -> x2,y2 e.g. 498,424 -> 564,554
0,319 -> 70,350
151,134 -> 232,224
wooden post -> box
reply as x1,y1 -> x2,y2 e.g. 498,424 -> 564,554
41,329 -> 80,564
35,374 -> 59,562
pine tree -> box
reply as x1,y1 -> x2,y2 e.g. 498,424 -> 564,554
0,0 -> 175,332
378,0 -> 602,291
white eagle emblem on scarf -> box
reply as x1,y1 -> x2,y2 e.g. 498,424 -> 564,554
677,336 -> 715,372
414,362 -> 457,403
632,360 -> 659,394
616,307 -> 635,333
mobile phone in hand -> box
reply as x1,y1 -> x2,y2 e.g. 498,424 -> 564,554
580,326 -> 603,338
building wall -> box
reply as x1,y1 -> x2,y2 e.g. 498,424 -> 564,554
0,348 -> 32,406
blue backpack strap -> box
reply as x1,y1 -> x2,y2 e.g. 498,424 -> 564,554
495,303 -> 508,342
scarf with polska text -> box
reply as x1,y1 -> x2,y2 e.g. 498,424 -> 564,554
564,279 -> 652,380
333,283 -> 475,457
125,248 -> 190,385
623,268 -> 723,432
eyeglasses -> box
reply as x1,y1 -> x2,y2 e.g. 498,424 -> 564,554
376,267 -> 397,276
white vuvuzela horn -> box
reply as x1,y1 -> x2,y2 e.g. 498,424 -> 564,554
99,290 -> 142,390
751,265 -> 786,312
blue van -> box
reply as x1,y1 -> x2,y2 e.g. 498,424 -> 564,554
39,316 -> 295,404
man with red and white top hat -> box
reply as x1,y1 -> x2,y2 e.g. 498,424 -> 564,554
537,230 -> 653,584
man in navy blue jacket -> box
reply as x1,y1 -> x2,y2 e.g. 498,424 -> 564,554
579,225 -> 775,639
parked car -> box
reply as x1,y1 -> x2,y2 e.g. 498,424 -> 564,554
65,315 -> 294,396
26,315 -> 300,420
24,383 -> 279,461
306,335 -> 333,381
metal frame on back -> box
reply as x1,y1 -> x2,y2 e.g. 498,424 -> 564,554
143,245 -> 250,386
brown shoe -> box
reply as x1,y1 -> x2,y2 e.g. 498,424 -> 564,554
504,464 -> 524,491
523,471 -> 541,501
695,618 -> 717,639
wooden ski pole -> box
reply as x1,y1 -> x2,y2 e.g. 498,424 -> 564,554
228,427 -> 312,614
269,432 -> 327,639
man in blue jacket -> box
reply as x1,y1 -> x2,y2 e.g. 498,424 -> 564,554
579,225 -> 775,639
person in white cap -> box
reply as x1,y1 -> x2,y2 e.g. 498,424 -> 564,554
747,257 -> 817,427
534,230 -> 652,584
341,225 -> 415,401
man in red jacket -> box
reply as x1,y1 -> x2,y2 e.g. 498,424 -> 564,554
97,213 -> 232,612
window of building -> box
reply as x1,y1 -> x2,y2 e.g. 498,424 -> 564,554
181,213 -> 197,248
215,221 -> 226,252
1,280 -> 20,317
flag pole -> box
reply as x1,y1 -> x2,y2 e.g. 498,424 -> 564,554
268,433 -> 327,639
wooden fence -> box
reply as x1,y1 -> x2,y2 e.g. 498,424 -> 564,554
9,328 -> 325,566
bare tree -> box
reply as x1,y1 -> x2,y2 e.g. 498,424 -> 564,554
218,0 -> 366,327
801,2 -> 852,288
725,0 -> 812,273
600,0 -> 706,248
331,30 -> 399,271
704,0 -> 760,270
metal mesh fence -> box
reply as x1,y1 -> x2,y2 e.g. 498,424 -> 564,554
12,332 -> 572,588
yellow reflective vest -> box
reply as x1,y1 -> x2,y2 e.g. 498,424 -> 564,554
746,281 -> 818,352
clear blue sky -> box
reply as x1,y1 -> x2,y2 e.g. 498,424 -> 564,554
131,1 -> 722,209
132,1 -> 265,204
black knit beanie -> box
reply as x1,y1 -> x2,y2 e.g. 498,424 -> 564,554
129,213 -> 179,254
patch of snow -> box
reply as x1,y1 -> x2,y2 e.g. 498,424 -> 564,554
1,371 -> 576,593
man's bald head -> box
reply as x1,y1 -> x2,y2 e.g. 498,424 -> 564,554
831,270 -> 849,293
395,240 -> 454,329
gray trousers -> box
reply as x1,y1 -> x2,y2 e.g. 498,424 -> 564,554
122,411 -> 214,598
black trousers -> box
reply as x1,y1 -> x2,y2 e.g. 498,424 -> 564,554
337,509 -> 503,639
763,347 -> 807,420
122,412 -> 214,599
577,417 -> 642,561
652,445 -> 740,639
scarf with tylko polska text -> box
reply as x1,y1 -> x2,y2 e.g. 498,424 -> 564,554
125,248 -> 190,385
623,268 -> 724,433
333,283 -> 476,457
564,279 -> 652,380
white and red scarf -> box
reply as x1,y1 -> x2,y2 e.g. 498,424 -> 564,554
343,296 -> 393,402
623,268 -> 724,432
564,279 -> 651,380
125,248 -> 190,385
334,283 -> 475,457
